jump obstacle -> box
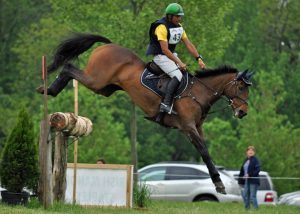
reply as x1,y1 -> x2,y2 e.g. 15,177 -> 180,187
38,56 -> 93,208
38,112 -> 93,207
38,56 -> 133,208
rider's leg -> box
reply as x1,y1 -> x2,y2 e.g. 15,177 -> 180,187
153,53 -> 182,114
160,76 -> 180,114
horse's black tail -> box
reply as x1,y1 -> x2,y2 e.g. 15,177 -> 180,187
47,33 -> 112,73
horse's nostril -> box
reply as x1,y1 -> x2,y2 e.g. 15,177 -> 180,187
239,110 -> 247,118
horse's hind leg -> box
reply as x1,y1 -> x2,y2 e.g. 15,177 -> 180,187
36,70 -> 72,97
37,63 -> 87,97
62,63 -> 100,92
37,63 -> 114,97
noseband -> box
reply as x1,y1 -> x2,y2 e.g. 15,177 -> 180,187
223,79 -> 249,109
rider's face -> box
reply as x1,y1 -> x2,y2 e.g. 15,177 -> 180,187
171,15 -> 182,25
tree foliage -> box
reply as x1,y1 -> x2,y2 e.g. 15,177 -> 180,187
0,108 -> 39,193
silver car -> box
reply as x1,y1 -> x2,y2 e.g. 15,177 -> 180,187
138,163 -> 242,202
278,191 -> 300,206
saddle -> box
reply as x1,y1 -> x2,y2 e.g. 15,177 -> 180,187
141,61 -> 189,98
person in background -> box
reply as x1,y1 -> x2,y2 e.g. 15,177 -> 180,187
238,146 -> 261,210
96,158 -> 106,164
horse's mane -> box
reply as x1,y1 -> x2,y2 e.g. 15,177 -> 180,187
194,65 -> 239,78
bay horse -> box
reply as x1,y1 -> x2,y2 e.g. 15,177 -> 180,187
37,33 -> 252,194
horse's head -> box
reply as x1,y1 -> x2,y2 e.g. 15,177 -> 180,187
224,69 -> 253,119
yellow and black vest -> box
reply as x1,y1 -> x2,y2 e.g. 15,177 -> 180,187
146,17 -> 184,55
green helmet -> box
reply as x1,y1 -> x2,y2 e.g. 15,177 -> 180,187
165,3 -> 184,16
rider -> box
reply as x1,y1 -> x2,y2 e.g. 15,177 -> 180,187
146,3 -> 206,114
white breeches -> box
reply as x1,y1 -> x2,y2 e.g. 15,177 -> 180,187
153,53 -> 183,81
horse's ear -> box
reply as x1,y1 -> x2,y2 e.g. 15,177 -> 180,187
236,70 -> 247,80
236,69 -> 253,86
245,70 -> 254,80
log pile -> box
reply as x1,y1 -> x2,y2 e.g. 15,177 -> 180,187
49,112 -> 92,137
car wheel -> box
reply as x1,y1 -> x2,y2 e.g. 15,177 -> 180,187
194,195 -> 218,202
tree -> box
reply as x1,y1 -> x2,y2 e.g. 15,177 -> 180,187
0,108 -> 39,193
0,0 -> 50,93
0,0 -> 51,151
236,71 -> 300,194
204,118 -> 239,168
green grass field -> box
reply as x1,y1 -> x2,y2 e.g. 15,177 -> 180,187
0,200 -> 299,214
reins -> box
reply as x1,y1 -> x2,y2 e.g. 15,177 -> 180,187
193,77 -> 233,116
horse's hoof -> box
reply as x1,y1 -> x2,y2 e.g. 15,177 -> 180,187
214,181 -> 226,194
36,85 -> 45,94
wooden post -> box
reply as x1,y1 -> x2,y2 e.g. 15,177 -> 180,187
52,132 -> 68,201
73,79 -> 78,204
47,113 -> 92,202
130,102 -> 138,182
38,56 -> 53,208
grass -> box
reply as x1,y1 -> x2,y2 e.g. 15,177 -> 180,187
134,182 -> 151,208
0,199 -> 299,214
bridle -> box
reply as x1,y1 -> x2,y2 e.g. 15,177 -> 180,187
189,75 -> 249,116
222,79 -> 249,108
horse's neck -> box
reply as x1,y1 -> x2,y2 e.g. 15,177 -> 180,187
198,73 -> 234,106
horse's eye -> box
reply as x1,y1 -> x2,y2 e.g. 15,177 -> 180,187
238,86 -> 244,91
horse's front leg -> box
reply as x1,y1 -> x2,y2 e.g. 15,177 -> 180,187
186,127 -> 226,194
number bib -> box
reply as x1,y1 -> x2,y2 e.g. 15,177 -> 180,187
169,27 -> 184,44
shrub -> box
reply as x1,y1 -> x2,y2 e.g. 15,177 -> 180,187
0,108 -> 39,193
133,182 -> 151,208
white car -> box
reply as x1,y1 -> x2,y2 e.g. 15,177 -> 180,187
0,186 -> 6,200
226,170 -> 278,205
278,191 -> 300,206
138,162 -> 242,203
0,185 -> 33,200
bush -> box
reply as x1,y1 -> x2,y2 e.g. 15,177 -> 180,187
133,182 -> 151,208
0,108 -> 39,193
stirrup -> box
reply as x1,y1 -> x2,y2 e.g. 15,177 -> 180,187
160,103 -> 178,115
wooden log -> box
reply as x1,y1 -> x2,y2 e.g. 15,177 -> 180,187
49,112 -> 92,137
52,132 -> 68,202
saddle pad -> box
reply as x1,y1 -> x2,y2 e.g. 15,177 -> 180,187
140,68 -> 189,98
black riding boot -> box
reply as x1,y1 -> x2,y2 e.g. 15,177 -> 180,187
36,72 -> 72,97
160,77 -> 180,114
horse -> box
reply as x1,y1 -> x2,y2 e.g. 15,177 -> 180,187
37,33 -> 253,194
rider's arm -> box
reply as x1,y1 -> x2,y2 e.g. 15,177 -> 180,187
182,37 -> 206,69
159,40 -> 183,65
155,25 -> 186,70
